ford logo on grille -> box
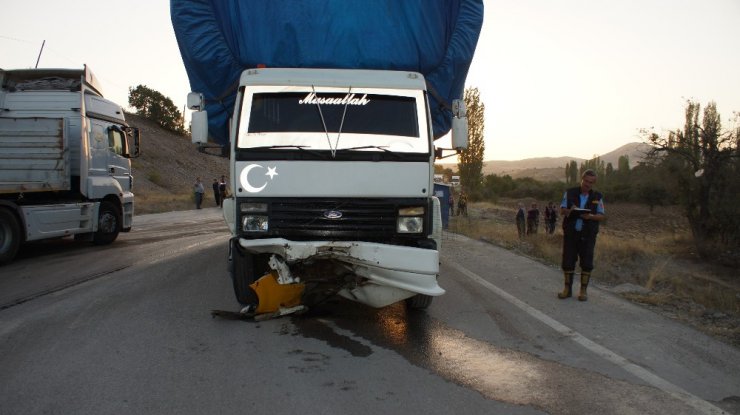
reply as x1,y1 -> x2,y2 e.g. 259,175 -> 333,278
323,210 -> 343,219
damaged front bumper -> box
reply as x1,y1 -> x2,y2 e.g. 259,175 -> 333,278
239,238 -> 443,308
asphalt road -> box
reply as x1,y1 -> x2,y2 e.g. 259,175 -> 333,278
1,208 -> 738,415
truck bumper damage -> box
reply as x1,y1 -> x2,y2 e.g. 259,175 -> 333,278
239,238 -> 443,309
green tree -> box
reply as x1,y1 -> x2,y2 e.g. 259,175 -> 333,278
581,156 -> 605,178
128,85 -> 186,135
646,100 -> 740,264
457,87 -> 485,198
565,160 -> 578,184
618,155 -> 630,173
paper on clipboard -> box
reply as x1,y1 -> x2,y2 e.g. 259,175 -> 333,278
568,207 -> 590,219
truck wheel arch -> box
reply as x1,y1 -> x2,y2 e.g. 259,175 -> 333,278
93,199 -> 122,245
0,207 -> 22,264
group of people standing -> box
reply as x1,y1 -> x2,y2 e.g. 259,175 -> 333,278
516,201 -> 558,237
193,175 -> 228,209
449,191 -> 468,217
515,169 -> 606,302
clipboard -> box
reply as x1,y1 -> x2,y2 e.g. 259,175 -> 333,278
568,207 -> 590,219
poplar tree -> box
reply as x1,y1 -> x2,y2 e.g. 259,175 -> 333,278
457,87 -> 485,198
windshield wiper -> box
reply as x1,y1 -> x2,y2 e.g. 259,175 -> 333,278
248,145 -> 326,158
249,145 -> 310,150
336,145 -> 403,159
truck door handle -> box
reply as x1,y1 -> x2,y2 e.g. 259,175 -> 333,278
109,167 -> 115,174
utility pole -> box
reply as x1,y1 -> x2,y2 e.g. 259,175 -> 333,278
35,40 -> 45,68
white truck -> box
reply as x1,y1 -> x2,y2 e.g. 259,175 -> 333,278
187,68 -> 468,309
172,0 -> 482,311
0,66 -> 140,264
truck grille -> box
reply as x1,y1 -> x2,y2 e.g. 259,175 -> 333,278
270,199 -> 396,239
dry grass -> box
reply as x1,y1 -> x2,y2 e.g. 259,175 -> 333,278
135,193 -> 196,215
450,200 -> 740,346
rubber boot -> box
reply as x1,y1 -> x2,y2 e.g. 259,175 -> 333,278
578,272 -> 591,301
557,272 -> 574,299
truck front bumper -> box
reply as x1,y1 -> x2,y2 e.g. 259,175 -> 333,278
239,238 -> 443,308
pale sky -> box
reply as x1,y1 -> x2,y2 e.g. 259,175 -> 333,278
2,0 -> 738,161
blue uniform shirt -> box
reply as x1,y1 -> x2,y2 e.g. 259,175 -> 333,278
561,191 -> 605,231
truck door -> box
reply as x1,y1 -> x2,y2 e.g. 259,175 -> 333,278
88,118 -> 131,194
105,124 -> 133,193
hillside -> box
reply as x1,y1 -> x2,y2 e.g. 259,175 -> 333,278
128,113 -> 229,213
438,142 -> 653,181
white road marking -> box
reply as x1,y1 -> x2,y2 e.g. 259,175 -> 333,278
444,258 -> 727,415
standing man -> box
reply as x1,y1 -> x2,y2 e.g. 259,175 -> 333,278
218,175 -> 227,204
558,169 -> 605,301
212,178 -> 221,206
194,177 -> 205,209
545,202 -> 558,234
457,191 -> 468,216
449,191 -> 455,217
515,203 -> 526,238
526,202 -> 540,235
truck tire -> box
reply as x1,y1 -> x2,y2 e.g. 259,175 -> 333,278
405,294 -> 433,309
229,240 -> 270,306
93,201 -> 121,245
0,209 -> 22,265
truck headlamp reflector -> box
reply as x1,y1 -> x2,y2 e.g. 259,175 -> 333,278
243,215 -> 269,232
397,217 -> 423,233
398,206 -> 425,216
241,202 -> 268,213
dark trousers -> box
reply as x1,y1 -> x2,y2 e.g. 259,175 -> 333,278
561,230 -> 596,272
516,218 -> 526,238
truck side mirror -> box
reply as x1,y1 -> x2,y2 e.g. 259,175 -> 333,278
187,92 -> 209,144
191,110 -> 208,144
187,92 -> 204,110
451,99 -> 468,151
127,127 -> 141,158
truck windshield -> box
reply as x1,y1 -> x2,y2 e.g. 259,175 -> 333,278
237,90 -> 429,154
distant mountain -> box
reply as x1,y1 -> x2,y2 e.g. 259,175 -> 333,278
598,142 -> 653,167
438,142 -> 653,182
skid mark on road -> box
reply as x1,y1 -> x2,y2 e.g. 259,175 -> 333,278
444,256 -> 727,415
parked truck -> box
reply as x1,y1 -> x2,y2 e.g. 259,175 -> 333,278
0,66 -> 140,264
171,0 -> 483,310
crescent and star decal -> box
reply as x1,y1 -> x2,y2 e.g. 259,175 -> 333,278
240,164 -> 278,193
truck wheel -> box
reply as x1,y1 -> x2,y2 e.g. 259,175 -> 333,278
229,240 -> 270,306
405,294 -> 433,309
0,209 -> 22,265
93,201 -> 121,245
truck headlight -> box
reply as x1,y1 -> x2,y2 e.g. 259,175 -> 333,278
243,215 -> 269,232
397,206 -> 425,233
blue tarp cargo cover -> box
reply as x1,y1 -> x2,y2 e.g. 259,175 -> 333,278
171,0 -> 483,146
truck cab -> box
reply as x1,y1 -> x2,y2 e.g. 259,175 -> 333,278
0,66 -> 140,264
189,68 -> 467,309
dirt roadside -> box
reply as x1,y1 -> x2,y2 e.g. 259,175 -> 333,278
450,201 -> 740,349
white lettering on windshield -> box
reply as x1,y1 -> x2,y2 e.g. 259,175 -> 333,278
299,93 -> 370,106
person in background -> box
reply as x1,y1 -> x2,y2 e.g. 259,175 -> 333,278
194,177 -> 205,209
515,203 -> 526,238
212,178 -> 221,207
526,202 -> 540,235
219,175 -> 227,205
457,191 -> 468,216
545,201 -> 558,234
558,169 -> 606,301
449,191 -> 455,217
